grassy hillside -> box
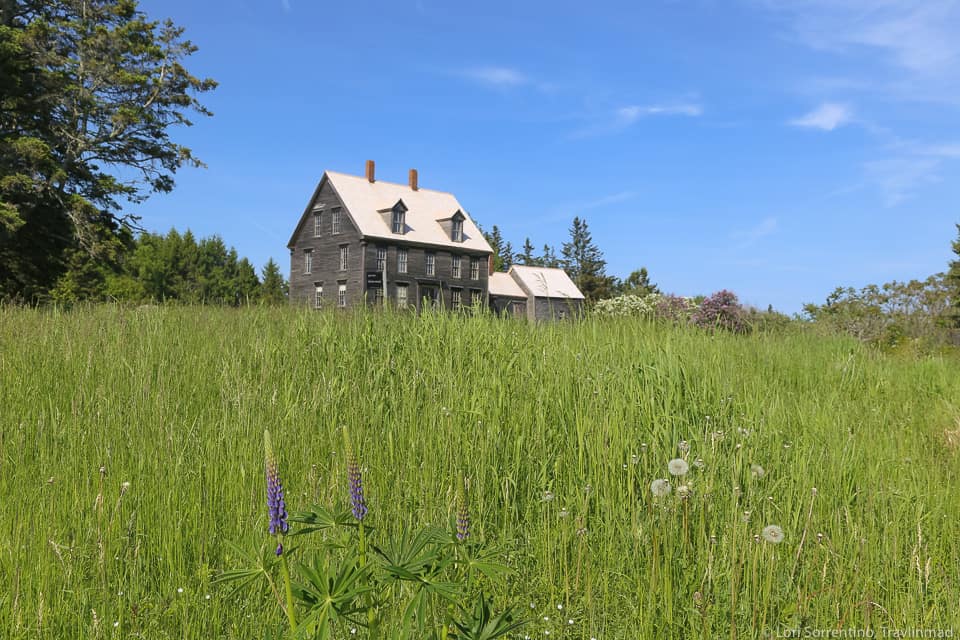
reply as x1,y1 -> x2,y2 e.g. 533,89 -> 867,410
1,306 -> 958,639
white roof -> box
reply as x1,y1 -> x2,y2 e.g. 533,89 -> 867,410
509,265 -> 585,300
324,171 -> 493,253
488,271 -> 526,298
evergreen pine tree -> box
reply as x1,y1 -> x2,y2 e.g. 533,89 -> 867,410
560,216 -> 615,303
520,238 -> 538,265
260,258 -> 288,305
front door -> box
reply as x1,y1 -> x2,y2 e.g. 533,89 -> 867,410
419,285 -> 439,309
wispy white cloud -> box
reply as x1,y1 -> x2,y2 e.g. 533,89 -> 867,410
789,102 -> 853,130
580,191 -> 637,210
730,217 -> 778,248
914,142 -> 960,158
763,0 -> 960,74
462,66 -> 528,88
616,103 -> 703,125
864,156 -> 941,206
571,102 -> 702,138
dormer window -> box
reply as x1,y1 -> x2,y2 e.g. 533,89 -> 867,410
392,205 -> 406,234
451,218 -> 464,242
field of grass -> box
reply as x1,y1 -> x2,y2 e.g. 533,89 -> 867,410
1,305 -> 958,639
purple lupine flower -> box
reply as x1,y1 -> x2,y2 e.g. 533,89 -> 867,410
456,483 -> 470,542
347,454 -> 368,521
264,431 -> 289,554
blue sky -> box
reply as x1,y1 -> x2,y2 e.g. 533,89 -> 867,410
135,0 -> 960,313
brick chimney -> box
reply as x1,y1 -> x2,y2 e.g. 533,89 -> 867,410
365,160 -> 375,183
408,168 -> 418,191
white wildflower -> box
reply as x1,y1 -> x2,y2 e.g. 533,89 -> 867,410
668,458 -> 689,477
650,479 -> 671,498
762,524 -> 785,544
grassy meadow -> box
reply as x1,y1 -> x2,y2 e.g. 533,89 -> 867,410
1,305 -> 958,639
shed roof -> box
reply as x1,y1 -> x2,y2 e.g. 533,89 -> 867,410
321,171 -> 493,253
488,271 -> 526,298
509,265 -> 585,300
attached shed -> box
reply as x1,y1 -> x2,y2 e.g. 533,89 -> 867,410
488,272 -> 528,318
504,265 -> 585,321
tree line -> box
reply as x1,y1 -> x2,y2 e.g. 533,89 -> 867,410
802,224 -> 960,348
46,227 -> 288,305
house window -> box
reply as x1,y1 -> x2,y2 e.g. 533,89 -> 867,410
471,289 -> 482,307
397,248 -> 408,273
314,284 -> 323,309
313,211 -> 322,237
470,258 -> 480,280
376,246 -> 387,272
304,249 -> 313,274
331,208 -> 342,234
339,245 -> 349,271
451,287 -> 462,310
391,206 -> 405,234
396,283 -> 408,308
425,252 -> 435,277
452,218 -> 463,242
452,255 -> 462,278
338,283 -> 347,308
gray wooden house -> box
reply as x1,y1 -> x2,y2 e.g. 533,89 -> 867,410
287,161 -> 493,310
488,265 -> 585,321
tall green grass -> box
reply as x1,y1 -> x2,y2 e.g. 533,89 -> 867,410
1,306 -> 958,638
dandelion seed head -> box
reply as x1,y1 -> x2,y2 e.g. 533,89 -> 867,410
762,524 -> 785,544
693,458 -> 705,469
650,479 -> 672,497
676,485 -> 692,499
751,464 -> 765,478
741,510 -> 751,522
668,458 -> 689,476
541,490 -> 555,502
678,440 -> 690,453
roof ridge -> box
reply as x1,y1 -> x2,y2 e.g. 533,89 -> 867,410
325,170 -> 455,196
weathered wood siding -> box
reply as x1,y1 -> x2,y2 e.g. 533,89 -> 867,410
288,180 -> 364,307
490,295 -> 527,317
362,242 -> 489,310
530,296 -> 582,321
